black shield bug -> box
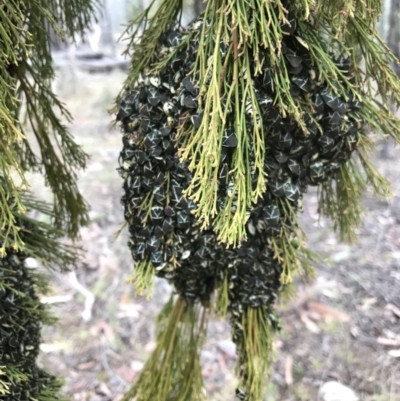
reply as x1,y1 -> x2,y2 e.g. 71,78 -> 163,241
222,129 -> 238,148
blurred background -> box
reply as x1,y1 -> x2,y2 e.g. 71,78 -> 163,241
28,0 -> 400,400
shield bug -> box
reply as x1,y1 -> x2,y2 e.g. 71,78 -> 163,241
222,129 -> 238,148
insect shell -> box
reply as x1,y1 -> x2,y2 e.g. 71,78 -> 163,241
167,30 -> 183,47
245,97 -> 254,116
118,12 -> 366,312
219,39 -> 229,57
222,129 -> 238,148
0,250 -> 55,399
235,388 -> 248,401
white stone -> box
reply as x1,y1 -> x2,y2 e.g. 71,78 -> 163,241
217,340 -> 237,359
131,360 -> 145,372
319,381 -> 359,401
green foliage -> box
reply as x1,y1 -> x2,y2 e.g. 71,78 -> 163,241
120,0 -> 400,247
126,259 -> 155,298
0,188 -> 85,400
117,0 -> 400,400
117,0 -> 185,92
122,296 -> 207,401
1,0 -> 98,399
235,307 -> 277,401
0,0 -> 99,256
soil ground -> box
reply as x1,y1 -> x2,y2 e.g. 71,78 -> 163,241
33,66 -> 400,401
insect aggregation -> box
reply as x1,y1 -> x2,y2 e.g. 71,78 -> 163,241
117,11 -> 363,400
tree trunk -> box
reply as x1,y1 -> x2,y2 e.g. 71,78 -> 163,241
380,0 -> 399,158
100,0 -> 117,56
387,0 -> 400,76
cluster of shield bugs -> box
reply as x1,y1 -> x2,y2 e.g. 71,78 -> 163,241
118,10 -> 364,401
0,248 -> 54,400
118,10 -> 364,315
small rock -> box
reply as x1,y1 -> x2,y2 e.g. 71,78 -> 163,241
217,339 -> 237,359
144,341 -> 157,353
388,349 -> 400,358
94,382 -> 112,397
200,349 -> 216,364
319,381 -> 359,401
131,360 -> 145,372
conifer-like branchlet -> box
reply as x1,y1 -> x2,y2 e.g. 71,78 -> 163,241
0,0 -> 98,255
117,0 -> 400,400
1,0 -> 98,398
0,186 -> 83,400
119,0 -> 400,246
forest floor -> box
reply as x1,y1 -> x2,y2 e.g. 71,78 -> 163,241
32,67 -> 400,401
